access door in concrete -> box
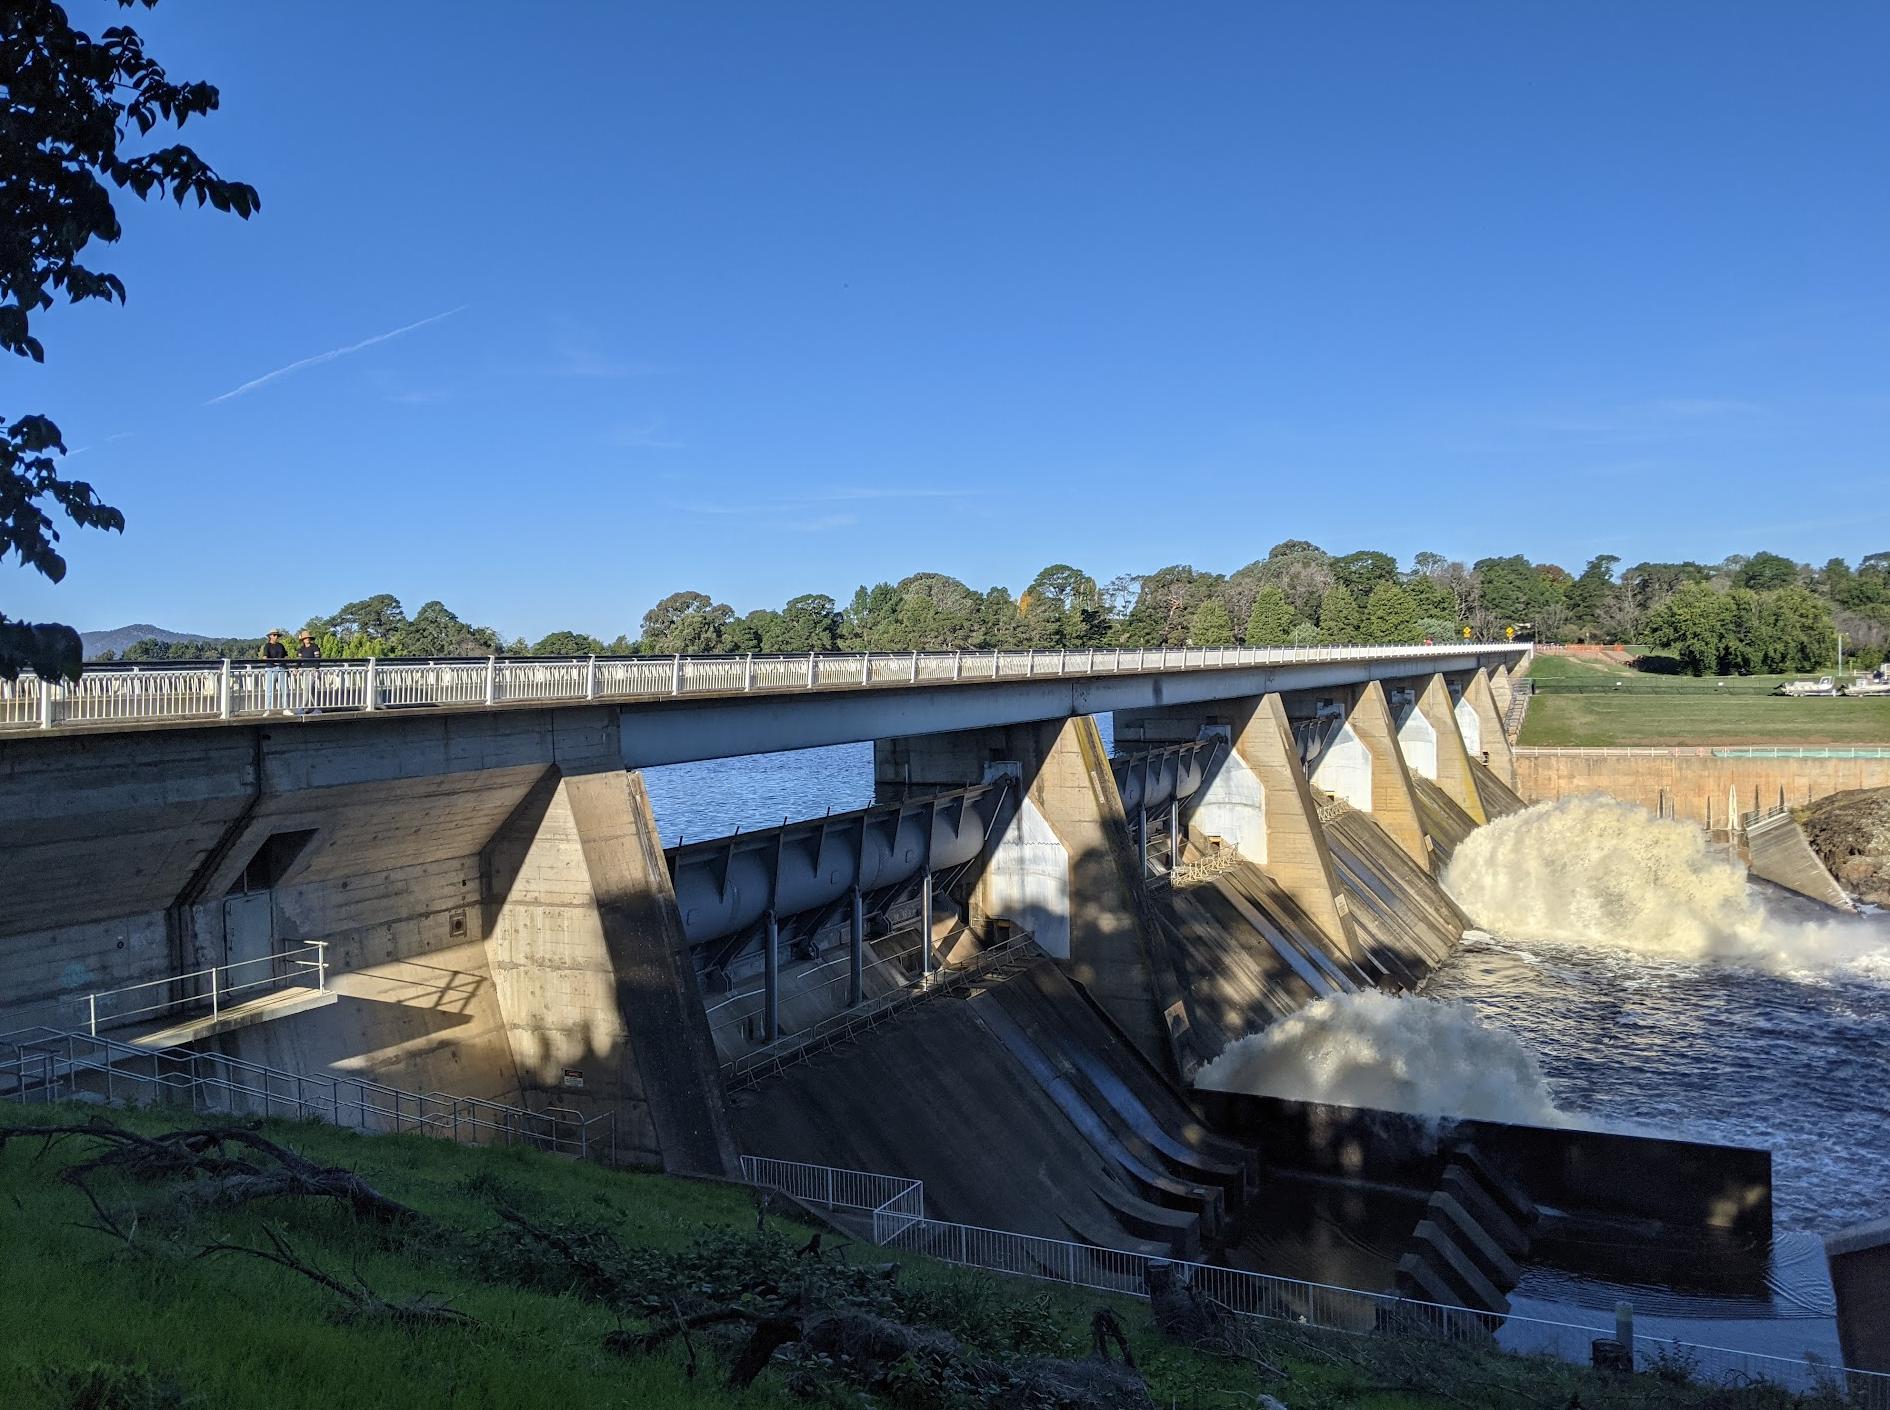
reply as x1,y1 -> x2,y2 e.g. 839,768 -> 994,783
223,891 -> 275,972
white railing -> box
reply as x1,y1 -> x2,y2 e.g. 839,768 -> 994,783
0,1025 -> 615,1160
78,942 -> 328,1035
737,1154 -> 925,1240
2,643 -> 1526,735
739,1155 -> 1886,1403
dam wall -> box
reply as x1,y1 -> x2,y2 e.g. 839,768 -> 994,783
0,709 -> 739,1176
1515,745 -> 1890,829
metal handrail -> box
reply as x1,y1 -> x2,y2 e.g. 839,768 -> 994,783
1,643 -> 1528,735
740,1154 -> 1886,1400
721,933 -> 1041,1090
79,942 -> 328,1035
0,1025 -> 615,1162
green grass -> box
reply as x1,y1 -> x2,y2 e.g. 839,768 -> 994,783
0,1106 -> 1439,1410
1518,652 -> 1890,746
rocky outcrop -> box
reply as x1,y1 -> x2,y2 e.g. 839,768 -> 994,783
1801,788 -> 1890,907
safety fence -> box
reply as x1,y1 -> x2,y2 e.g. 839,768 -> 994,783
77,942 -> 328,1035
743,1156 -> 1887,1404
0,1025 -> 613,1161
737,1155 -> 926,1240
1,642 -> 1525,734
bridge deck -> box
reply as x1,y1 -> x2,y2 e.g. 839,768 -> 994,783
2,644 -> 1528,740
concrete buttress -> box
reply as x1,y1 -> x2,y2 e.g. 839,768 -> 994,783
1116,694 -> 1365,967
1231,694 -> 1365,966
1464,668 -> 1518,790
485,767 -> 739,1177
878,717 -> 1177,1074
1004,717 -> 1176,1074
1488,663 -> 1513,717
1411,675 -> 1487,825
1339,681 -> 1434,873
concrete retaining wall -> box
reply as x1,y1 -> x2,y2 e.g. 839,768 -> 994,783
1515,748 -> 1890,828
1198,1091 -> 1773,1236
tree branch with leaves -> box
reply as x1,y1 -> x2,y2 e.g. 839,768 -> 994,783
1,0 -> 257,679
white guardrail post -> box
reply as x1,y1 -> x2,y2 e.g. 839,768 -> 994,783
364,657 -> 379,711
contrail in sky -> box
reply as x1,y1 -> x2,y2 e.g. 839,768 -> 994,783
205,305 -> 468,404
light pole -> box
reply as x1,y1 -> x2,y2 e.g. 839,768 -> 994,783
1837,631 -> 1847,683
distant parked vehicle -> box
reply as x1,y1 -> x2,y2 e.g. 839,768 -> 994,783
1844,667 -> 1890,697
1776,676 -> 1839,697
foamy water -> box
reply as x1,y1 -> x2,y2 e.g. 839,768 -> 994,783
1441,795 -> 1888,974
1432,797 -> 1890,1232
1194,989 -> 1570,1126
1201,799 -> 1890,1230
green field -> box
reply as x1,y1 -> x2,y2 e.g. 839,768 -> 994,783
1517,652 -> 1890,747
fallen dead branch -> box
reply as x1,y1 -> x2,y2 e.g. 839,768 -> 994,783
2,1120 -> 425,1226
199,1225 -> 475,1330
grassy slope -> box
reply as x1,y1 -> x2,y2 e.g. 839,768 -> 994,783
0,1108 -> 1436,1410
1518,652 -> 1890,746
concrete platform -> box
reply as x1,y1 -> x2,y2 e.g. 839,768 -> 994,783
129,987 -> 339,1048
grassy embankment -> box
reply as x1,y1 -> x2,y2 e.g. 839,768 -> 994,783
0,1105 -> 1433,1410
1518,651 -> 1890,747
3,1106 -> 1856,1409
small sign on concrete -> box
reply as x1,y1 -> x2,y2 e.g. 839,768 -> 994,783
561,1068 -> 585,1091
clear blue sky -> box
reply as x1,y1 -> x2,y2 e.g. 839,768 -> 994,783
14,1 -> 1889,641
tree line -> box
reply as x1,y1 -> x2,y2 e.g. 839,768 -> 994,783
96,544 -> 1890,676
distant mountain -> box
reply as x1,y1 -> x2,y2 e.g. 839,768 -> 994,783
83,624 -> 211,659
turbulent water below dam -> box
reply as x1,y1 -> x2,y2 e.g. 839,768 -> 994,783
646,739 -> 1890,1238
1428,798 -> 1890,1237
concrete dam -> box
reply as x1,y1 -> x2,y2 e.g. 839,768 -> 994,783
6,641 -> 1789,1318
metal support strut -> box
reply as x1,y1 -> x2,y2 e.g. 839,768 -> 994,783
847,887 -> 865,1007
763,911 -> 780,1041
920,872 -> 935,977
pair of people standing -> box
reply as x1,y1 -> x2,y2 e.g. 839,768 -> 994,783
259,629 -> 321,713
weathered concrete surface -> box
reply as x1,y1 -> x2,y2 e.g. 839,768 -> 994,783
0,708 -> 736,1175
887,718 -> 1175,1071
1411,777 -> 1481,862
1469,761 -> 1529,819
1488,664 -> 1513,717
1463,669 -> 1516,787
1410,675 -> 1487,825
1335,682 -> 1432,873
563,769 -> 740,1175
1744,813 -> 1853,910
1117,696 -> 1362,967
1514,748 -> 1890,830
1801,787 -> 1890,907
1323,808 -> 1470,990
732,956 -> 1250,1251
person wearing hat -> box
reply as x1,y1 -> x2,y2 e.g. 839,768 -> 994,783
259,629 -> 291,714
293,629 -> 323,714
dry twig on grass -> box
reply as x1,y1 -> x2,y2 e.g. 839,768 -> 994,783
199,1225 -> 476,1330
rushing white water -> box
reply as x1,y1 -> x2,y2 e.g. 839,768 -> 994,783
1194,990 -> 1569,1125
1442,795 -> 1888,973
